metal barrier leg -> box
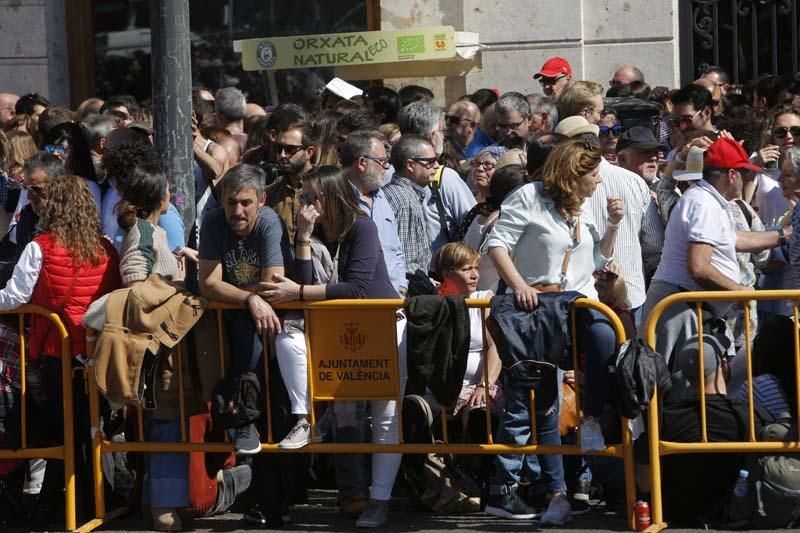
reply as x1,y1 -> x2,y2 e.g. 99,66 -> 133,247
85,333 -> 106,522
621,417 -> 637,531
646,385 -> 666,532
61,340 -> 77,531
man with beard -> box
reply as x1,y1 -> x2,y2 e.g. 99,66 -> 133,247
340,130 -> 407,294
264,120 -> 316,243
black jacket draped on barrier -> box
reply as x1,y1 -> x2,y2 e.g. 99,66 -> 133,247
404,295 -> 471,406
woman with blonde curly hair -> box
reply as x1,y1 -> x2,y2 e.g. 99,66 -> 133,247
0,175 -> 120,523
481,139 -> 624,525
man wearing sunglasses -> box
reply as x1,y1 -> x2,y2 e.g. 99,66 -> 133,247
383,135 -> 437,276
264,121 -> 315,243
0,152 -> 63,284
533,57 -> 572,99
444,100 -> 481,163
666,85 -> 715,158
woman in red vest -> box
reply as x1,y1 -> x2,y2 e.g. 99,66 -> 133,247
0,174 -> 120,523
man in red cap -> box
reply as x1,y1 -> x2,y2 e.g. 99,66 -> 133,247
533,57 -> 572,98
642,137 -> 791,364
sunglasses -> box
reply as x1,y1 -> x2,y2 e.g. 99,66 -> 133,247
22,183 -> 46,196
667,110 -> 703,128
275,143 -> 306,157
445,115 -> 479,129
43,144 -> 68,156
599,125 -> 624,137
410,157 -> 438,169
470,160 -> 496,170
300,191 -> 324,205
773,126 -> 800,139
538,75 -> 565,87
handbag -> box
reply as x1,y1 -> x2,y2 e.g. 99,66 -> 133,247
559,382 -> 580,436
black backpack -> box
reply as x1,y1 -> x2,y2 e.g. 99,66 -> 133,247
613,339 -> 671,419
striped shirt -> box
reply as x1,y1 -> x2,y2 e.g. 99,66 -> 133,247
584,159 -> 656,308
736,374 -> 791,420
382,174 -> 432,275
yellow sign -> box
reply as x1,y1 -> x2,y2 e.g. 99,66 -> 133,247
239,26 -> 456,71
307,309 -> 399,400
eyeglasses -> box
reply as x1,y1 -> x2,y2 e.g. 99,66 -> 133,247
275,143 -> 306,157
538,75 -> 565,87
43,144 -> 68,156
667,110 -> 703,128
22,183 -> 46,196
773,126 -> 800,139
599,125 -> 624,137
300,191 -> 323,205
445,115 -> 479,129
410,157 -> 438,169
496,120 -> 525,132
470,160 -> 496,170
363,155 -> 391,168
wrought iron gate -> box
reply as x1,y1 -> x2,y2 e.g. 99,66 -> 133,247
679,0 -> 799,84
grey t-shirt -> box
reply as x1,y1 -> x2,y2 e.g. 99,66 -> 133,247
199,206 -> 290,288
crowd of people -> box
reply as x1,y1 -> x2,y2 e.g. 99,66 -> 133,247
1,56 -> 800,531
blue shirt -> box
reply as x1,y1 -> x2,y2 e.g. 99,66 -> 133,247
464,128 -> 495,158
424,167 -> 477,260
350,182 -> 407,292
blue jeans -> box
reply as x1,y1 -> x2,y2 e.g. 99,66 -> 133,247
224,309 -> 263,375
575,308 -> 616,418
491,371 -> 565,495
144,419 -> 189,508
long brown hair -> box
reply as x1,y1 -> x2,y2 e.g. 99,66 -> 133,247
6,130 -> 36,176
759,104 -> 800,149
303,165 -> 365,241
542,138 -> 601,220
40,176 -> 106,266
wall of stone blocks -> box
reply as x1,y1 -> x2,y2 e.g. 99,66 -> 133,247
381,0 -> 680,107
0,0 -> 69,105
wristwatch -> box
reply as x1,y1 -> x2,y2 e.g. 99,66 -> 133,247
777,227 -> 787,246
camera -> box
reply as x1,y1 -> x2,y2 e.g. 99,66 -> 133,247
254,157 -> 283,187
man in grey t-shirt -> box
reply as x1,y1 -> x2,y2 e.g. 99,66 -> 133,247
199,164 -> 290,455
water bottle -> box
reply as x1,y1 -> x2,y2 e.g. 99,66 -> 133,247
733,469 -> 750,497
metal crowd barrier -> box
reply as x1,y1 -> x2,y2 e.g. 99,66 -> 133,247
71,298 -> 637,532
0,305 -> 75,531
643,289 -> 800,532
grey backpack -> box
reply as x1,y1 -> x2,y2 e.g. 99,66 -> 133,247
724,423 -> 800,529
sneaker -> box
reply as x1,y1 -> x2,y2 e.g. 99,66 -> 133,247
278,419 -> 317,450
485,492 -> 537,519
152,507 -> 183,532
235,423 -> 262,455
539,494 -> 572,526
572,476 -> 591,502
579,418 -> 606,453
355,501 -> 389,528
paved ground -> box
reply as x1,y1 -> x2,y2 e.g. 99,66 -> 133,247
2,489 -> 742,533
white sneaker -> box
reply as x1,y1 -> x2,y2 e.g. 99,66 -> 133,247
539,494 -> 572,526
278,419 -> 316,450
579,417 -> 606,453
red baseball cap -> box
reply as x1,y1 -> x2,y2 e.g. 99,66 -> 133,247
703,138 -> 762,172
534,57 -> 572,79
